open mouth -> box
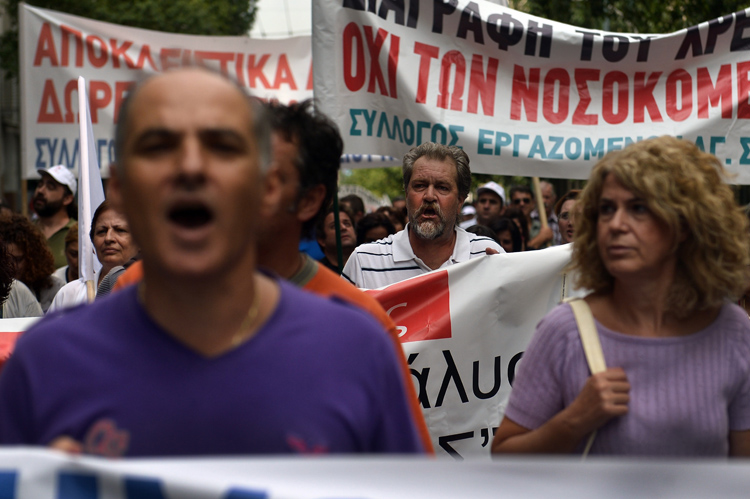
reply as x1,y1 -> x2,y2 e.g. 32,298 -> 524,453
420,205 -> 439,218
168,203 -> 214,229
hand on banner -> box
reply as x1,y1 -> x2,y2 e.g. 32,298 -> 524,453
485,247 -> 500,255
49,435 -> 82,455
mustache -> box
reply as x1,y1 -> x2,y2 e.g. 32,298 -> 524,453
415,202 -> 443,219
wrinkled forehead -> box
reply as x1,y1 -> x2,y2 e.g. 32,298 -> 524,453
127,69 -> 254,135
411,156 -> 458,182
94,209 -> 128,227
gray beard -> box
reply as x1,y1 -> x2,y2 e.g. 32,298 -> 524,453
412,218 -> 445,240
408,200 -> 460,241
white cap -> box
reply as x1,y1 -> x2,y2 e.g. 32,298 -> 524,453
462,205 -> 476,216
37,165 -> 76,196
477,181 -> 505,204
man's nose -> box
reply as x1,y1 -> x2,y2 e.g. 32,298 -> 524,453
175,137 -> 207,187
181,138 -> 204,169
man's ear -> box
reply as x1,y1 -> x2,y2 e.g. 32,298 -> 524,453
107,165 -> 124,214
62,192 -> 74,207
296,184 -> 326,223
259,168 -> 283,219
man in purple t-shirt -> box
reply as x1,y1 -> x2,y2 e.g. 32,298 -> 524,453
0,67 -> 425,457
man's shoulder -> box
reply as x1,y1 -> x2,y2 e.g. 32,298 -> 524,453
349,229 -> 418,265
5,280 -> 43,318
279,278 -> 381,326
342,229 -> 425,289
305,262 -> 390,322
456,227 -> 503,256
44,217 -> 75,239
351,231 -> 399,256
274,279 -> 399,363
14,288 -> 136,355
49,279 -> 87,311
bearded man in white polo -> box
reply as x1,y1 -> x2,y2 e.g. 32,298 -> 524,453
343,142 -> 501,289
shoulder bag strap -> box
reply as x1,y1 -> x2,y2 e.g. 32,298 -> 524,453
567,299 -> 606,374
565,297 -> 606,458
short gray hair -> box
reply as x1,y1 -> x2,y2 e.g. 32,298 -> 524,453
540,180 -> 555,196
114,66 -> 271,173
402,142 -> 471,200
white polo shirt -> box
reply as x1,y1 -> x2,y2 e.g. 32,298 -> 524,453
342,225 -> 502,289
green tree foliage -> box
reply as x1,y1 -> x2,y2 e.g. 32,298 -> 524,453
341,166 -> 534,204
340,167 -> 405,201
0,0 -> 257,77
511,0 -> 748,33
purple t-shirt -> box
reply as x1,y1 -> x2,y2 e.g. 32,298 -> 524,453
505,302 -> 750,456
0,281 -> 425,457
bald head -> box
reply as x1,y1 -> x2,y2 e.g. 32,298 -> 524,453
114,67 -> 270,172
107,66 -> 277,280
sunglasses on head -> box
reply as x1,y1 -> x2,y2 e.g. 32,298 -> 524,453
513,197 -> 532,205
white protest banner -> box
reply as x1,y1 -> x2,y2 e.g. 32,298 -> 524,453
369,245 -> 585,459
20,4 -> 313,179
0,249 -> 576,460
313,1 -> 750,182
2,448 -> 750,498
0,251 -> 577,460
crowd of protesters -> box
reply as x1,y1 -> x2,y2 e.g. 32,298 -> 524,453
0,169 -> 577,316
0,67 -> 748,459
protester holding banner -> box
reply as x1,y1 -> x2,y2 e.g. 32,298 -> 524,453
32,166 -> 77,269
356,212 -> 396,245
555,190 -> 581,245
492,136 -> 750,456
475,181 -> 506,228
343,143 -> 501,289
375,206 -> 404,233
510,185 -> 553,250
317,207 -> 357,273
0,215 -> 64,313
340,194 -> 365,226
48,201 -> 138,311
502,207 -> 529,251
51,223 -> 79,284
489,217 -> 523,253
535,181 -> 560,246
0,68 -> 425,456
0,243 -> 41,319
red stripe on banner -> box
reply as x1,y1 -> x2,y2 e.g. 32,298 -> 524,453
368,271 -> 452,343
0,331 -> 23,372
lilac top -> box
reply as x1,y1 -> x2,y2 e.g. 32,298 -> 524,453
505,302 -> 750,456
0,281 -> 425,456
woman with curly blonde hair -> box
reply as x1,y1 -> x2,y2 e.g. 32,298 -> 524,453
493,136 -> 750,457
